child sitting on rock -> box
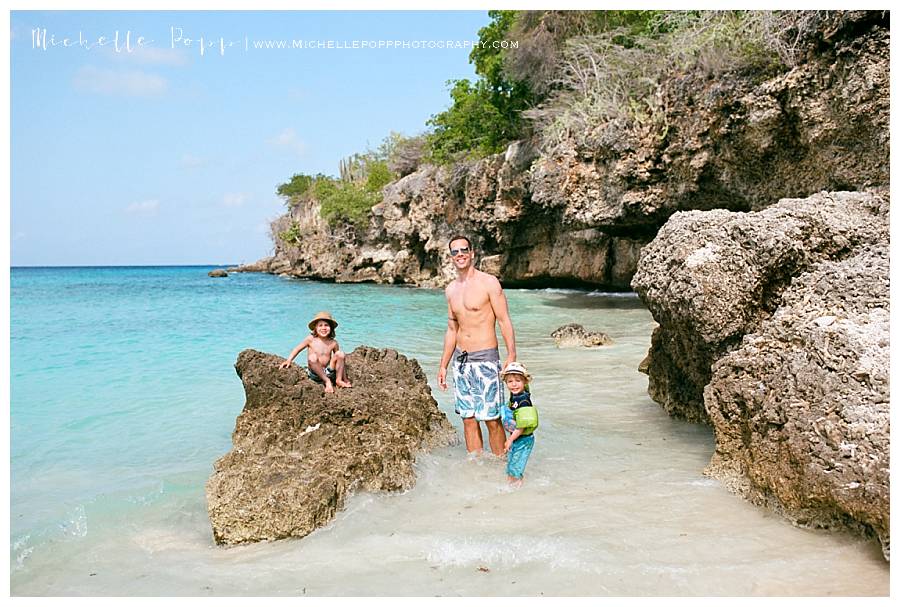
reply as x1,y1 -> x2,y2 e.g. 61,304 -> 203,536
499,362 -> 539,487
279,311 -> 352,393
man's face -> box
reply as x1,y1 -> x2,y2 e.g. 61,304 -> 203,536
449,239 -> 472,269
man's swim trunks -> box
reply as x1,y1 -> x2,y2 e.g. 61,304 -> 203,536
452,347 -> 503,421
307,366 -> 336,383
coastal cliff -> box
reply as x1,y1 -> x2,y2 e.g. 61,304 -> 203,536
247,11 -> 887,290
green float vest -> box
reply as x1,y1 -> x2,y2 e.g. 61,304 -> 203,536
513,405 -> 539,435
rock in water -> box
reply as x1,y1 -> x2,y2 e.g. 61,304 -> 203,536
705,245 -> 889,559
550,323 -> 613,348
208,269 -> 228,278
632,190 -> 889,559
206,347 -> 458,545
632,191 -> 888,423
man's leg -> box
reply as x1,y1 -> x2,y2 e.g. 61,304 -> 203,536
462,417 -> 484,454
484,419 -> 506,456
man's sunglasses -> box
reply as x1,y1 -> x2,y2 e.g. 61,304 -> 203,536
449,247 -> 471,256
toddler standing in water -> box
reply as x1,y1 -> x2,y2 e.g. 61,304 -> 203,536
500,362 -> 539,487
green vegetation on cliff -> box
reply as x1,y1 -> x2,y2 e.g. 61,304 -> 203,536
427,10 -> 806,160
275,135 -> 404,235
425,10 -> 666,162
276,10 -> 819,234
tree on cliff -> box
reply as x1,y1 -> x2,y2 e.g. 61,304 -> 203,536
426,10 -> 662,162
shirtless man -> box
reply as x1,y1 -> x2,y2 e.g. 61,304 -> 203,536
438,235 -> 517,455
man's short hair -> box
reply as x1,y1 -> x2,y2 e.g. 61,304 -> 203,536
448,234 -> 472,250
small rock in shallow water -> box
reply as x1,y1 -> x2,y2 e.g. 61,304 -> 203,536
551,323 -> 613,348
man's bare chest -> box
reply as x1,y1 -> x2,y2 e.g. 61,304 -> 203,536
450,284 -> 490,314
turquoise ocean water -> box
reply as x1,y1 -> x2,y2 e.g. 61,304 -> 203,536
9,267 -> 888,595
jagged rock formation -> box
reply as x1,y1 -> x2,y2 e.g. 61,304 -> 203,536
631,190 -> 888,422
632,190 -> 889,558
206,347 -> 457,545
551,323 -> 613,348
706,245 -> 889,559
208,269 -> 228,278
228,257 -> 290,274
247,11 -> 887,289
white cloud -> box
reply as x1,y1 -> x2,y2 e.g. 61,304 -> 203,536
109,46 -> 190,67
222,193 -> 248,208
73,65 -> 167,96
268,128 -> 307,156
125,199 -> 160,216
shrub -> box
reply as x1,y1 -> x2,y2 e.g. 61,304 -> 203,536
425,10 -> 672,163
312,177 -> 338,201
387,134 -> 426,177
276,132 -> 402,230
425,10 -> 535,163
364,160 -> 393,193
319,182 -> 378,227
503,10 -> 664,97
527,10 -> 802,152
426,78 -> 516,163
276,173 -> 324,207
277,220 -> 304,245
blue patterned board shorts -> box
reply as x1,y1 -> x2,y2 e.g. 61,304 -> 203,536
507,434 -> 535,479
452,348 -> 503,421
307,366 -> 336,383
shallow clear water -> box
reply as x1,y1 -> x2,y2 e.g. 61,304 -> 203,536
9,268 -> 889,596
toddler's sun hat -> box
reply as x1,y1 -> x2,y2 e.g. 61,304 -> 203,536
500,361 -> 533,383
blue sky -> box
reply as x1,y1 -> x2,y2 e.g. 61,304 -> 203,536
10,10 -> 491,266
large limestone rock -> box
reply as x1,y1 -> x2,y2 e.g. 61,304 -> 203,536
632,190 -> 888,422
705,245 -> 889,559
206,347 -> 458,545
632,190 -> 889,558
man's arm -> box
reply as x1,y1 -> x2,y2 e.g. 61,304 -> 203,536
279,335 -> 311,368
487,276 -> 517,368
437,296 -> 459,391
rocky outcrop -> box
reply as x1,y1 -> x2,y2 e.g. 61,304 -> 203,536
206,347 -> 457,545
632,190 -> 887,422
258,11 -> 887,289
551,323 -> 613,348
705,245 -> 889,559
632,190 -> 889,558
208,269 -> 228,278
229,256 -> 291,275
